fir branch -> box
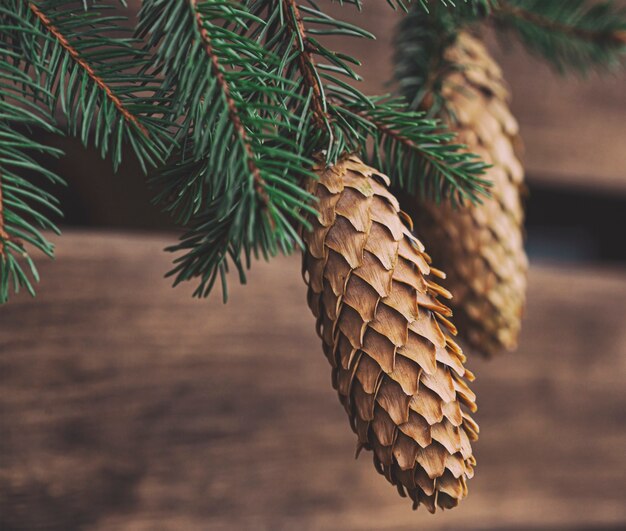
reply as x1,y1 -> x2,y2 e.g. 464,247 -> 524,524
264,0 -> 490,197
0,50 -> 64,302
140,0 -> 316,300
0,122 -> 64,304
246,0 -> 376,161
0,1 -> 169,302
189,0 -> 270,208
393,0 -> 626,116
2,0 -> 171,170
492,1 -> 626,73
283,0 -> 329,128
497,2 -> 626,45
338,97 -> 490,204
27,1 -> 148,137
393,1 -> 492,114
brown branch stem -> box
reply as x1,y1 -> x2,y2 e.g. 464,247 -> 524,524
28,2 -> 149,136
283,0 -> 328,127
189,0 -> 270,207
344,104 -> 424,158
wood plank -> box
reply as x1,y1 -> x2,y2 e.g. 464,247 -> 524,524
1,231 -> 625,530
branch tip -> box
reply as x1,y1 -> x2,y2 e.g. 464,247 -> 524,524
189,0 -> 270,208
283,0 -> 329,128
28,1 -> 149,137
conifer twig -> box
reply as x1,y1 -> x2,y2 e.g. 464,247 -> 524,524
351,107 -> 424,156
488,1 -> 626,73
334,97 -> 490,203
496,2 -> 626,46
28,2 -> 149,137
282,0 -> 328,127
190,0 -> 270,206
0,171 -> 22,257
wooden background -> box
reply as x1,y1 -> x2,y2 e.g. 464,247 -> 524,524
1,232 -> 626,530
2,2 -> 626,530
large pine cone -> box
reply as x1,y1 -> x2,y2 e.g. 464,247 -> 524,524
302,155 -> 478,512
410,32 -> 528,358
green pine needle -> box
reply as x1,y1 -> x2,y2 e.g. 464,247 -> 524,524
0,59 -> 64,303
493,1 -> 626,74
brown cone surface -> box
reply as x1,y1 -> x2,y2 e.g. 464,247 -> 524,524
302,155 -> 478,512
410,32 -> 528,358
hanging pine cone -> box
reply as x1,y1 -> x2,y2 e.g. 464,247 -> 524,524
301,155 -> 478,512
408,31 -> 528,358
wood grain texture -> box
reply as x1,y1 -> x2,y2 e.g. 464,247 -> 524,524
1,231 -> 625,530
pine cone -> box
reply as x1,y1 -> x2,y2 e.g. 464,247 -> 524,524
409,32 -> 528,358
302,155 -> 478,512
